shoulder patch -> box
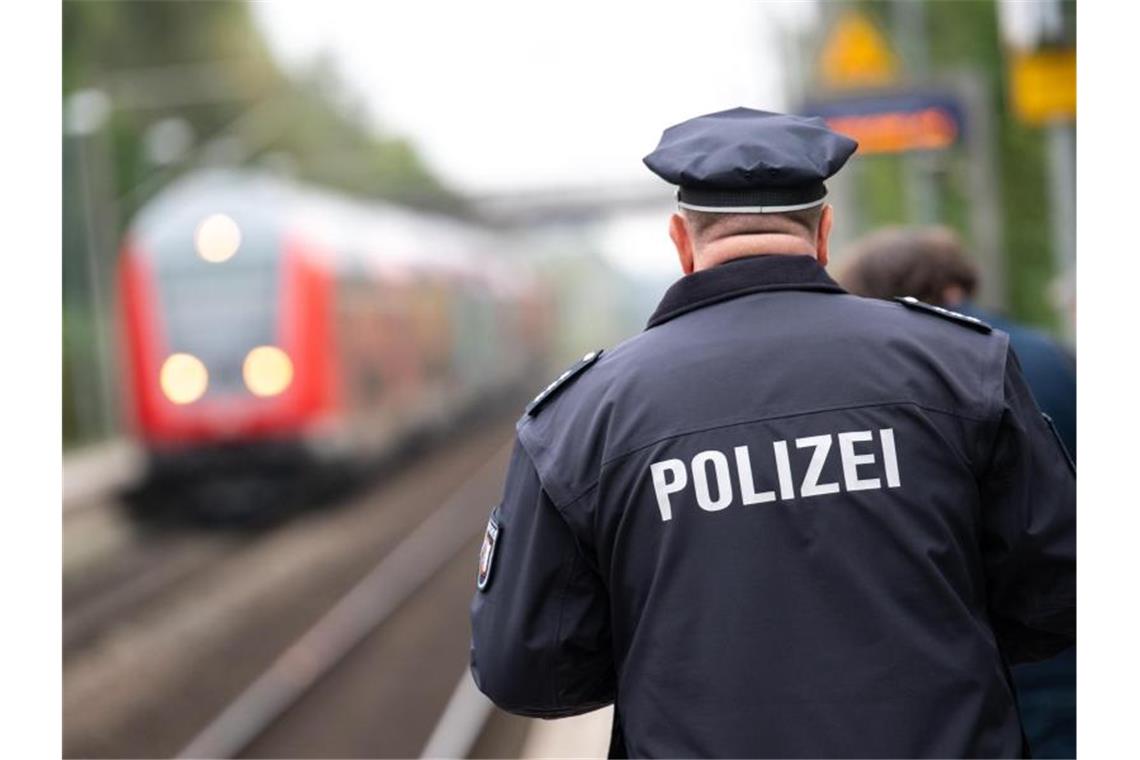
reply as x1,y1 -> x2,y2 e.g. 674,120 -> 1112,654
525,349 -> 603,417
476,510 -> 500,591
894,296 -> 992,333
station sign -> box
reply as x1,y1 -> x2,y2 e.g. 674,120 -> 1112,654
818,11 -> 899,90
800,91 -> 966,155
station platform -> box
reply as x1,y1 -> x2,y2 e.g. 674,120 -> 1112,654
520,706 -> 613,758
63,438 -> 141,510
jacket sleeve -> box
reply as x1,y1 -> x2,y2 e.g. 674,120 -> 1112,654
469,438 -> 615,717
978,348 -> 1076,664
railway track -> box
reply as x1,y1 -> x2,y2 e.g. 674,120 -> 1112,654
64,531 -> 237,654
63,416 -> 527,759
180,443 -> 513,758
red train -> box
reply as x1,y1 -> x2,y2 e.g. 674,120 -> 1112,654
118,170 -> 551,521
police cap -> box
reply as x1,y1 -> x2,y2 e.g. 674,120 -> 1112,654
643,107 -> 858,213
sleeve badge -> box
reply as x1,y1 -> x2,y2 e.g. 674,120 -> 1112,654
476,511 -> 501,592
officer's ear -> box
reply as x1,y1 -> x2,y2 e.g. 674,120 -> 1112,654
816,204 -> 834,267
669,213 -> 696,275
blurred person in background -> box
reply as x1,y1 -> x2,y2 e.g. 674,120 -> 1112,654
470,109 -> 1075,758
839,225 -> 1076,759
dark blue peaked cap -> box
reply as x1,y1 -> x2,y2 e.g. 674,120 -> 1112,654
644,107 -> 858,213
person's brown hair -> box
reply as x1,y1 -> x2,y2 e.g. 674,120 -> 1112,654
838,226 -> 979,305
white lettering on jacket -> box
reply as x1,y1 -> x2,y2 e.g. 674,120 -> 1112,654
649,428 -> 902,522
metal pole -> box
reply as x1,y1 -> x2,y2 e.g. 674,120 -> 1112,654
74,131 -> 116,439
63,138 -> 98,444
1046,121 -> 1076,339
952,70 -> 1006,311
892,0 -> 941,224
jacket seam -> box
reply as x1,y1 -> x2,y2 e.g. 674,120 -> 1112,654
549,536 -> 582,711
976,343 -> 1013,486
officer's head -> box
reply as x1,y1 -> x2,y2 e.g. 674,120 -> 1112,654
839,226 -> 979,307
643,108 -> 857,276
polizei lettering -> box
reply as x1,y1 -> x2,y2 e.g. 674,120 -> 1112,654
650,429 -> 901,522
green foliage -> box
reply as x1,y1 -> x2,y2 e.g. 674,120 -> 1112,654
996,114 -> 1054,327
851,155 -> 908,232
63,0 -> 461,218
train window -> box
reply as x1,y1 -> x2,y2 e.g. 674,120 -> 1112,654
154,255 -> 280,396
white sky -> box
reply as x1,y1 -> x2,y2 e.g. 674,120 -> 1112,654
252,1 -> 818,195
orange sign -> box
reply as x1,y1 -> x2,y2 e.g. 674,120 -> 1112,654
826,109 -> 959,155
819,12 -> 899,90
803,92 -> 964,155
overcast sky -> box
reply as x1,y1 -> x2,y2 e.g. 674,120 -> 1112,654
252,1 -> 818,195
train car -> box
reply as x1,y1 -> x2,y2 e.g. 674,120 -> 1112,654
117,169 -> 551,522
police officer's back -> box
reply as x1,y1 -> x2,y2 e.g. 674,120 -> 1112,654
470,109 -> 1076,758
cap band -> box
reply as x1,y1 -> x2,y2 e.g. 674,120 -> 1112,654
676,181 -> 827,213
677,195 -> 827,214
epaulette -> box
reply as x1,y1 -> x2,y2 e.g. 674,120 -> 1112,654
525,349 -> 603,417
894,296 -> 992,333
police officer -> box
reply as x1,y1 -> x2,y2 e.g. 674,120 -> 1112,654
470,108 -> 1075,758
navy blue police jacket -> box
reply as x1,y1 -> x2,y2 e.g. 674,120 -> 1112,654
470,254 -> 1075,758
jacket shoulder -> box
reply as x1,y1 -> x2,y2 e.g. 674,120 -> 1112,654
516,340 -> 640,507
837,293 -> 1004,349
524,349 -> 604,418
815,294 -> 1011,419
893,296 -> 993,333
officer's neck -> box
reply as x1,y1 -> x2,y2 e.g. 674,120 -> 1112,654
693,234 -> 819,272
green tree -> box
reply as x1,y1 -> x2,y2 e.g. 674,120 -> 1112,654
63,0 -> 461,215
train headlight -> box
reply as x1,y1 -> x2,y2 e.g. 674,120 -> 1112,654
195,213 -> 241,263
160,353 -> 209,405
242,345 -> 293,398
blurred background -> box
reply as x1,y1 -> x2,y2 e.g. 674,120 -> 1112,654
62,1 -> 1076,758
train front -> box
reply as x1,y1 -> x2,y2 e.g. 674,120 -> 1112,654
118,171 -> 337,518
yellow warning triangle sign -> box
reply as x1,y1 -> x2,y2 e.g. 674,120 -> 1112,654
819,11 -> 898,89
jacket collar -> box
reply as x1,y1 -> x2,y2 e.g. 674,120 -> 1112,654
646,254 -> 846,329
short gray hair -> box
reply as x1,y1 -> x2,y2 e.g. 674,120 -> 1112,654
682,206 -> 823,246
